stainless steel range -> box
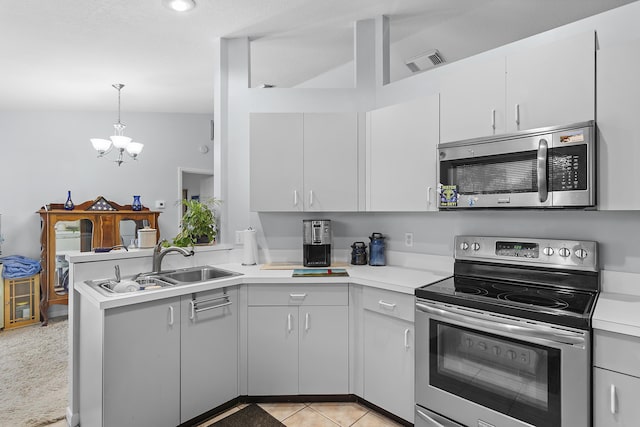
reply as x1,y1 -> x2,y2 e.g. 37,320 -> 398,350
415,236 -> 599,427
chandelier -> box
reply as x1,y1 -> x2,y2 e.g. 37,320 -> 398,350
90,84 -> 144,166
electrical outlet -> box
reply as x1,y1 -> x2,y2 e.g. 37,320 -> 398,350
235,230 -> 242,244
155,200 -> 166,209
404,232 -> 414,247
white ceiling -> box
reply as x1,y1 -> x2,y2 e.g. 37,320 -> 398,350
0,0 -> 635,114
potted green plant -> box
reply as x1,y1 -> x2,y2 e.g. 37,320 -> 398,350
168,198 -> 221,247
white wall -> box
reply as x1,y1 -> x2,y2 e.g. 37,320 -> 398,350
0,111 -> 213,259
218,1 -> 640,274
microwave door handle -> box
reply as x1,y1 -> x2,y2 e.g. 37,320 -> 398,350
537,138 -> 548,202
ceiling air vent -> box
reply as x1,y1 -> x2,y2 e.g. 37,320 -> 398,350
405,50 -> 445,73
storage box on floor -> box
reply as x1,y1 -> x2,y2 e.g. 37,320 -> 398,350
3,270 -> 40,330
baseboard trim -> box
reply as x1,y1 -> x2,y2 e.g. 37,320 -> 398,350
180,394 -> 412,427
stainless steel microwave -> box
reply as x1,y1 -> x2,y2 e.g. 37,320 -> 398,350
437,121 -> 596,209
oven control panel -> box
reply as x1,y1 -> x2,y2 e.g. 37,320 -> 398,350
458,332 -> 538,375
454,235 -> 597,272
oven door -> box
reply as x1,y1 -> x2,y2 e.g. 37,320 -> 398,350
415,300 -> 591,427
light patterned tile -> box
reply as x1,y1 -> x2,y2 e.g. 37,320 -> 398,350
258,402 -> 307,421
351,411 -> 403,427
309,402 -> 368,426
283,406 -> 340,427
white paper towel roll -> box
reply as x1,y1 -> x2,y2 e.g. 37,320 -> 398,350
242,228 -> 258,265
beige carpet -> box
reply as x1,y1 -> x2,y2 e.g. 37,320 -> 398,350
0,318 -> 68,427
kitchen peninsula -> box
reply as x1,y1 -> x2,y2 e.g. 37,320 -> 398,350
68,246 -> 450,426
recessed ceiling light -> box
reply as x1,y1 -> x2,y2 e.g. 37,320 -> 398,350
162,0 -> 196,12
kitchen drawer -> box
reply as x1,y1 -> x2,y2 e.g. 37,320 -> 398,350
247,283 -> 348,306
594,330 -> 640,377
363,287 -> 414,322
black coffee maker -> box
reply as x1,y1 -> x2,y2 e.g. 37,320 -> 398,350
303,219 -> 331,267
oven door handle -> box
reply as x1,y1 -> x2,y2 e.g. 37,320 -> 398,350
416,302 -> 585,346
537,138 -> 549,202
416,408 -> 451,427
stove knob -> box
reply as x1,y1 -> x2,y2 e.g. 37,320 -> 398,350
460,242 -> 470,251
575,248 -> 588,259
471,242 -> 480,251
477,342 -> 487,351
492,346 -> 501,356
558,247 -> 571,257
506,350 -> 516,360
543,247 -> 554,256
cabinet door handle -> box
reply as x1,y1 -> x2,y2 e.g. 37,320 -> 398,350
290,293 -> 307,300
379,300 -> 396,310
305,312 -> 310,331
515,103 -> 520,126
404,328 -> 410,349
491,108 -> 496,130
190,300 -> 195,320
610,384 -> 617,414
427,186 -> 432,206
287,313 -> 293,333
293,190 -> 299,207
168,305 -> 174,326
309,190 -> 314,207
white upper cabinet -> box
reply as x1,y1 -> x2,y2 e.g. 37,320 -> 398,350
505,31 -> 595,133
303,113 -> 358,211
250,112 -> 358,212
597,38 -> 640,210
367,94 -> 440,211
250,113 -> 304,212
440,57 -> 506,143
440,31 -> 595,143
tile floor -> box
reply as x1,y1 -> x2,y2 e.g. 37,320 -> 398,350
198,402 -> 402,427
45,402 -> 403,427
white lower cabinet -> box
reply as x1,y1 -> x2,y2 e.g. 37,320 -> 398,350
103,297 -> 182,427
180,288 -> 238,423
363,288 -> 415,423
594,367 -> 640,426
247,283 -> 349,395
81,287 -> 238,427
593,330 -> 640,426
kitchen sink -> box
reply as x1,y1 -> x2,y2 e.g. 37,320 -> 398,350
86,266 -> 241,297
88,276 -> 174,295
158,266 -> 241,284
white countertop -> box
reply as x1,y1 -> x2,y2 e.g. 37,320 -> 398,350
75,262 -> 450,310
593,270 -> 640,337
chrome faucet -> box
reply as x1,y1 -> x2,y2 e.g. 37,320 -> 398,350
152,239 -> 194,273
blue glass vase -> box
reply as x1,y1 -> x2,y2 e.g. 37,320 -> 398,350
132,195 -> 142,211
64,191 -> 74,210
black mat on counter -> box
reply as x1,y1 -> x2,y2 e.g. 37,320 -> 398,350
212,404 -> 284,427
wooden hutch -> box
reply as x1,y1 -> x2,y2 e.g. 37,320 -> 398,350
38,196 -> 160,325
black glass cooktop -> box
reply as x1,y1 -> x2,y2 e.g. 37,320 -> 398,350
416,275 -> 598,329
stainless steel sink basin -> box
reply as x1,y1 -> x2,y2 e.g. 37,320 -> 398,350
86,266 -> 241,297
87,276 -> 174,295
158,266 -> 241,284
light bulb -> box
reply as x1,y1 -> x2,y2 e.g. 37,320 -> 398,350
162,0 -> 196,12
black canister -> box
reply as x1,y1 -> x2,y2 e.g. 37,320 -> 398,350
350,241 -> 367,265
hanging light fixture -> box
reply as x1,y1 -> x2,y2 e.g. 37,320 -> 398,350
90,84 -> 144,166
